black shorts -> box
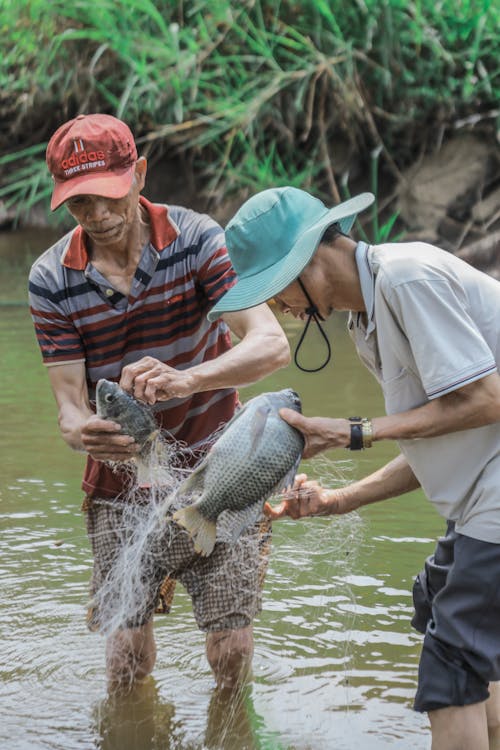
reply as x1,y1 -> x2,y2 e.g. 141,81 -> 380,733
412,521 -> 500,712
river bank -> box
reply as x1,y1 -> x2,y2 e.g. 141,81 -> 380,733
2,1 -> 499,275
2,126 -> 499,281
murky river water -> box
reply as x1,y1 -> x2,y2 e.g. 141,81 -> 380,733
0,228 -> 443,749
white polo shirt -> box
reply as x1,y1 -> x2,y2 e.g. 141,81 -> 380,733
349,241 -> 500,543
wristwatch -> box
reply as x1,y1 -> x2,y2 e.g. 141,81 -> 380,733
348,417 -> 373,450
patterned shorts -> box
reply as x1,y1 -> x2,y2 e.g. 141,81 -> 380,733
83,494 -> 272,634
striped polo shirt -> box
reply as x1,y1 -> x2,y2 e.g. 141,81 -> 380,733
29,196 -> 238,498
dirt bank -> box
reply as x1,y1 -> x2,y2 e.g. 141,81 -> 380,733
396,131 -> 500,278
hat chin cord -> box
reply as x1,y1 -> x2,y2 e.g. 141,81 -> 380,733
293,278 -> 332,372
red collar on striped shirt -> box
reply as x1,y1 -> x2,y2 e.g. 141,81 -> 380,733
61,196 -> 180,270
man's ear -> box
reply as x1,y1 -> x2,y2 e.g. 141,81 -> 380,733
135,156 -> 147,189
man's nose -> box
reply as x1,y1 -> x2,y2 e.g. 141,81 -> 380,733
86,198 -> 110,221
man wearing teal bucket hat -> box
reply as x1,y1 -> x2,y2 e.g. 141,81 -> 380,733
209,186 -> 500,750
208,187 -> 374,371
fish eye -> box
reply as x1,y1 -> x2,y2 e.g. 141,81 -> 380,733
104,393 -> 113,403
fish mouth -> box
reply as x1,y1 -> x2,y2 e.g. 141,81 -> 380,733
285,388 -> 302,409
96,378 -> 108,396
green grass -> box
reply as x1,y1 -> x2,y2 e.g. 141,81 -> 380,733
1,0 -> 498,230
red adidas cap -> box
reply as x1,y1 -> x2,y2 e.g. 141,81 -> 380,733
46,113 -> 138,210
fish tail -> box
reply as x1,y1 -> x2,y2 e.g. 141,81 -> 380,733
173,506 -> 217,557
136,459 -> 152,487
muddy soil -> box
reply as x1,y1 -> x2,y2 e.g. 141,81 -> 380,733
396,131 -> 500,278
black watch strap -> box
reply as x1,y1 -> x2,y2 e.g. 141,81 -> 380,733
348,417 -> 363,450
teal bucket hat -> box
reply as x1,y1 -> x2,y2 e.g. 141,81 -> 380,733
208,186 -> 375,321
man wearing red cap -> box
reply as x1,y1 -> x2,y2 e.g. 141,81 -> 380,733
29,113 -> 290,690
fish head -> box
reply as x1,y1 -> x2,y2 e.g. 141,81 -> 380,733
246,389 -> 303,419
280,388 -> 302,414
95,378 -> 157,447
263,388 -> 302,414
95,379 -> 128,421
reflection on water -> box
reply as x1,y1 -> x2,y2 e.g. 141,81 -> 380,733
93,679 -> 289,750
0,231 -> 443,749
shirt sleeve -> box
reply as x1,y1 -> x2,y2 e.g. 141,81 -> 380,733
28,264 -> 85,365
198,243 -> 237,305
384,276 -> 497,398
188,212 -> 237,304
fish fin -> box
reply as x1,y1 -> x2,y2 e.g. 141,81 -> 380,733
221,404 -> 250,434
196,406 -> 249,451
172,505 -> 217,556
136,458 -> 152,487
177,460 -> 209,496
216,500 -> 264,544
248,405 -> 272,456
269,453 -> 303,496
137,429 -> 160,458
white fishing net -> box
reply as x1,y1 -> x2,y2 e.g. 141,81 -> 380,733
88,428 -> 364,694
89,433 -> 190,636
90,428 -> 269,635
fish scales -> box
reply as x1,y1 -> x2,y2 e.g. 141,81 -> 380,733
196,411 -> 303,519
173,389 -> 304,555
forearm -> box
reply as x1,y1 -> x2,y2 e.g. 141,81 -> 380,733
322,453 -> 420,513
373,373 -> 500,442
289,373 -> 500,457
47,362 -> 93,452
57,402 -> 93,451
269,454 -> 421,520
121,305 -> 291,403
187,328 -> 290,392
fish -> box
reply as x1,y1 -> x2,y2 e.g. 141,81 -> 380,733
95,378 -> 159,467
173,389 -> 304,556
